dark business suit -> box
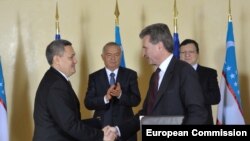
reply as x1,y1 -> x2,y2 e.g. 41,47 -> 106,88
84,67 -> 141,141
118,57 -> 208,140
33,67 -> 103,141
196,65 -> 220,124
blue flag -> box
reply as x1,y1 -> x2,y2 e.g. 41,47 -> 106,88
115,25 -> 126,67
173,32 -> 180,59
55,34 -> 61,40
0,59 -> 9,141
217,20 -> 245,124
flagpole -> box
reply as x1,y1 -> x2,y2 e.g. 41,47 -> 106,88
228,0 -> 232,21
173,0 -> 178,33
114,0 -> 120,26
55,1 -> 61,40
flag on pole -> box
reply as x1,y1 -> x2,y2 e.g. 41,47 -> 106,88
173,32 -> 180,59
173,0 -> 180,59
216,19 -> 245,125
55,1 -> 61,40
0,58 -> 9,141
114,0 -> 126,68
115,25 -> 126,67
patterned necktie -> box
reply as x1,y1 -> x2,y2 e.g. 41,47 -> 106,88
109,72 -> 115,85
147,68 -> 161,115
103,72 -> 116,127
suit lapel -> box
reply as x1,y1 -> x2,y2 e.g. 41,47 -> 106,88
151,57 -> 176,111
196,65 -> 204,81
196,65 -> 202,75
116,67 -> 123,84
50,67 -> 80,109
99,68 -> 110,91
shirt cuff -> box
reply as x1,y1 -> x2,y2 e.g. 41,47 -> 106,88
115,126 -> 121,137
117,91 -> 122,99
104,96 -> 109,104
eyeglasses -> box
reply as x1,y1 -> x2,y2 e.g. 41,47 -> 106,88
180,51 -> 196,54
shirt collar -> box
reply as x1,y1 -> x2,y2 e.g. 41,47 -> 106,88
192,63 -> 198,70
105,68 -> 119,77
158,54 -> 173,73
55,68 -> 69,81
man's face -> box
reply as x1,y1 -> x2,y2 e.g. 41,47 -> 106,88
56,45 -> 77,77
180,43 -> 198,65
142,35 -> 160,65
102,45 -> 121,71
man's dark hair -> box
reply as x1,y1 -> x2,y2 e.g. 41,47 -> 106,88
139,23 -> 173,53
46,39 -> 72,65
180,39 -> 199,54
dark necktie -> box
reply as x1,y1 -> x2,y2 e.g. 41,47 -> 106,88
109,72 -> 115,85
147,68 -> 161,115
103,72 -> 116,127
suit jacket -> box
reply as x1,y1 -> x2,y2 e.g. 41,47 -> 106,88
196,65 -> 220,124
84,67 -> 141,141
33,67 -> 103,141
118,57 -> 208,140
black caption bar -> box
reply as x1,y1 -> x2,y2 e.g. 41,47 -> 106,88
141,125 -> 250,140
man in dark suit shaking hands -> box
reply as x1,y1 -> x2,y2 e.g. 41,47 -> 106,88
104,23 -> 208,140
84,42 -> 141,141
33,39 -> 116,141
180,39 -> 220,124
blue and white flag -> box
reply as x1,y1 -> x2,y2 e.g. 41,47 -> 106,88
115,25 -> 126,68
217,20 -> 245,125
0,59 -> 9,141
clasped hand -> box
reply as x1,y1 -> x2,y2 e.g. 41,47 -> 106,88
102,126 -> 118,141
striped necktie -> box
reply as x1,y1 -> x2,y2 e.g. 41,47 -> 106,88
147,68 -> 161,114
109,72 -> 115,85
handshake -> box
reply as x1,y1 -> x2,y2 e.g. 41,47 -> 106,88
102,125 -> 119,141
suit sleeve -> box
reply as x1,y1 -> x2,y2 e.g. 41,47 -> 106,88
47,81 -> 103,141
118,71 -> 141,107
204,69 -> 221,105
118,111 -> 141,140
84,74 -> 107,110
181,65 -> 208,124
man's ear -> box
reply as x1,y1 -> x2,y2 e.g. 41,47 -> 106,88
157,42 -> 164,50
53,55 -> 59,65
101,54 -> 105,61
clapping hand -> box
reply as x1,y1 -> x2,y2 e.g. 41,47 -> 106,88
110,82 -> 121,97
105,85 -> 116,100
